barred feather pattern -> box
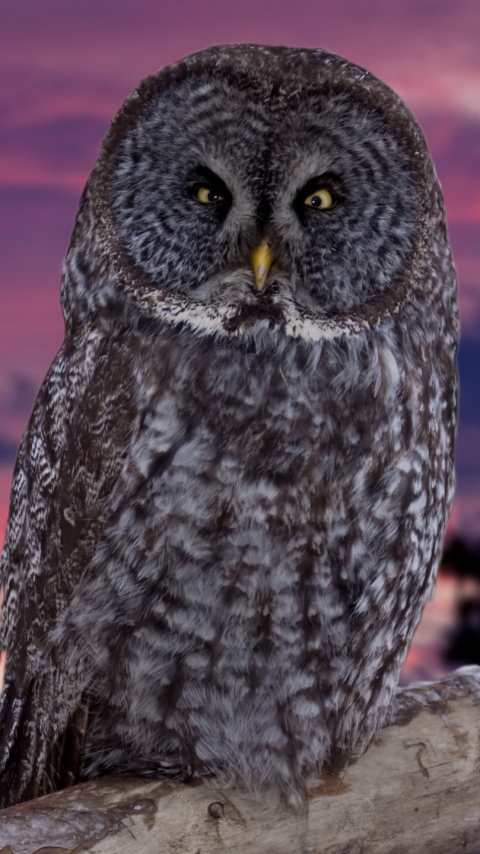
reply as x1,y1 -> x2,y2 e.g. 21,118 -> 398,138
0,329 -> 136,804
0,44 -> 457,806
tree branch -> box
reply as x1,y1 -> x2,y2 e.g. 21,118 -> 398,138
1,666 -> 480,854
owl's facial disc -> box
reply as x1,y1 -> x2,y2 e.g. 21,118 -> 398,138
109,64 -> 419,328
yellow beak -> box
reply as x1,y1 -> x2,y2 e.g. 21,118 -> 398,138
250,241 -> 275,292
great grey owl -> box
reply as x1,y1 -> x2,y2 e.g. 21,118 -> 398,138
0,44 -> 458,808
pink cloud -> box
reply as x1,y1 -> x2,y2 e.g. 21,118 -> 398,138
1,0 -> 479,109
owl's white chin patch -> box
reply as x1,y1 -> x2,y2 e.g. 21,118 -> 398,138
123,272 -> 377,343
125,286 -> 377,343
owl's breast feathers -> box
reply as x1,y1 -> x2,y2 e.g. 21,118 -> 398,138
42,314 -> 453,786
0,288 -> 456,799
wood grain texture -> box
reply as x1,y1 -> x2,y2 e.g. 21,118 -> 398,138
1,666 -> 479,854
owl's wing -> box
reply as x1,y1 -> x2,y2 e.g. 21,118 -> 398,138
0,328 -> 135,806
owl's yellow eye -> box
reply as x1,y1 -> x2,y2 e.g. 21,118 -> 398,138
196,186 -> 224,204
303,188 -> 335,209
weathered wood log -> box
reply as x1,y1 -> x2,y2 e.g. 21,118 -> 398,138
1,666 -> 480,854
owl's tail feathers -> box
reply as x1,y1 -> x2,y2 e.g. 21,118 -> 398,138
0,674 -> 89,809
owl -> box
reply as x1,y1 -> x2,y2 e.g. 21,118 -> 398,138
0,44 -> 458,808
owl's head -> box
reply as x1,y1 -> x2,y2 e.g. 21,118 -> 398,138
66,45 -> 444,342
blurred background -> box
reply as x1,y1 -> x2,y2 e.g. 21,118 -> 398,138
0,0 -> 479,685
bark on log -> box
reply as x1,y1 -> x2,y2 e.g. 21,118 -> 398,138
1,666 -> 480,854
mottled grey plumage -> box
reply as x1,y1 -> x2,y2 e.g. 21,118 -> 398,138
0,44 -> 458,807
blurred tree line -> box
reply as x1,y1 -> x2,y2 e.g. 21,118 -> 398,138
442,538 -> 480,666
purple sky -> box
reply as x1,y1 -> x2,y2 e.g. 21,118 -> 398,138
0,0 -> 479,541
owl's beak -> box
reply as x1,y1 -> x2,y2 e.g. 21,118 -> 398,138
250,241 -> 275,292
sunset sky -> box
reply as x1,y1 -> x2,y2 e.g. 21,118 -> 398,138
0,0 -> 479,545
